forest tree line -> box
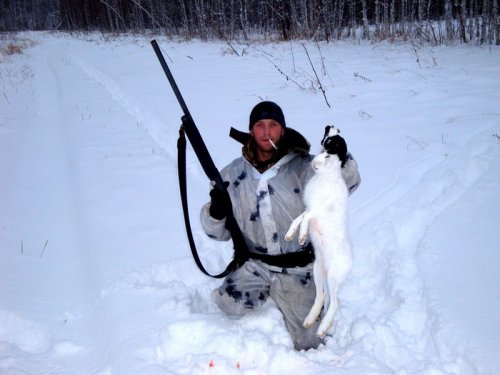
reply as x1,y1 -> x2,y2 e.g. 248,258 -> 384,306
1,0 -> 499,45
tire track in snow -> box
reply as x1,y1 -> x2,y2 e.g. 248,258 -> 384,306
339,125 -> 498,373
70,54 -> 178,161
0,43 -> 119,374
350,152 -> 437,234
4,48 -> 89,274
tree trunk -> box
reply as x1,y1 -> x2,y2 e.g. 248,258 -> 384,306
374,0 -> 381,37
494,0 -> 500,45
390,0 -> 396,37
361,0 -> 370,39
383,0 -> 390,37
335,0 -> 345,39
445,0 -> 454,40
480,0 -> 489,43
458,0 -> 467,42
349,0 -> 355,38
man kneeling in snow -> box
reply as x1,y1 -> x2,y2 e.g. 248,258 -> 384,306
200,101 -> 360,350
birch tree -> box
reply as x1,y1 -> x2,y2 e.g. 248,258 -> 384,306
1,0 -> 499,45
444,0 -> 454,40
361,0 -> 370,39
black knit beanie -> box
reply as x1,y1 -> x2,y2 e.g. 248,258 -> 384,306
249,101 -> 286,130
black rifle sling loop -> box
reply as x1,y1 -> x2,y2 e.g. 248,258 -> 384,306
177,126 -> 243,278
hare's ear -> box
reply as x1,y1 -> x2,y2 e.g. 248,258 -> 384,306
321,126 -> 331,146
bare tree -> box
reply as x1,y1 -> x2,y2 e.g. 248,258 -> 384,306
458,0 -> 468,42
495,0 -> 500,45
390,0 -> 397,37
1,0 -> 498,45
361,0 -> 370,39
480,0 -> 489,43
444,0 -> 454,40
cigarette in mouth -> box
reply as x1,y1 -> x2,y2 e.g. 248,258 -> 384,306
269,139 -> 278,150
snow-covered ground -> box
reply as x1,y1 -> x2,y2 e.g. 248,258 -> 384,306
0,32 -> 499,375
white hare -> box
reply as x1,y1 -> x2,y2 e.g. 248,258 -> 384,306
285,126 -> 352,338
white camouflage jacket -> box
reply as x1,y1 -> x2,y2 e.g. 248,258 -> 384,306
200,128 -> 360,260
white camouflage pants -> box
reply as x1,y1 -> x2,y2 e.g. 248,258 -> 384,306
212,259 -> 324,351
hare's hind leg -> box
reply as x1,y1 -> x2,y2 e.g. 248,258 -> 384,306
303,255 -> 326,328
316,275 -> 340,337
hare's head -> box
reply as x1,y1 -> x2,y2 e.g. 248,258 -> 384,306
312,151 -> 342,173
321,125 -> 347,166
321,125 -> 340,142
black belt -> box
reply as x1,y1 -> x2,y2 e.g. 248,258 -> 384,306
247,244 -> 315,268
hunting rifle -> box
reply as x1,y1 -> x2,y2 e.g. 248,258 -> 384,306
151,39 -> 248,278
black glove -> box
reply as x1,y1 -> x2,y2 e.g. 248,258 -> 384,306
209,181 -> 230,220
321,125 -> 348,166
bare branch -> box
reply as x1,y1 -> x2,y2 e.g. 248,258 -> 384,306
128,0 -> 162,29
302,44 -> 330,108
40,239 -> 49,258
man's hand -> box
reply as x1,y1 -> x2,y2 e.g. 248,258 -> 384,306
209,181 -> 230,220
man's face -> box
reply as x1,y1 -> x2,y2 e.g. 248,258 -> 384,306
250,119 -> 284,154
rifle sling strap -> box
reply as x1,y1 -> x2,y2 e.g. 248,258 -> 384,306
178,127 -> 240,278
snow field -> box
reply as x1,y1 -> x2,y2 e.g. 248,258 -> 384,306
0,32 -> 499,374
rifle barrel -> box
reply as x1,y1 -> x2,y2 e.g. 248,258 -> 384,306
150,39 -> 225,190
151,40 -> 192,120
